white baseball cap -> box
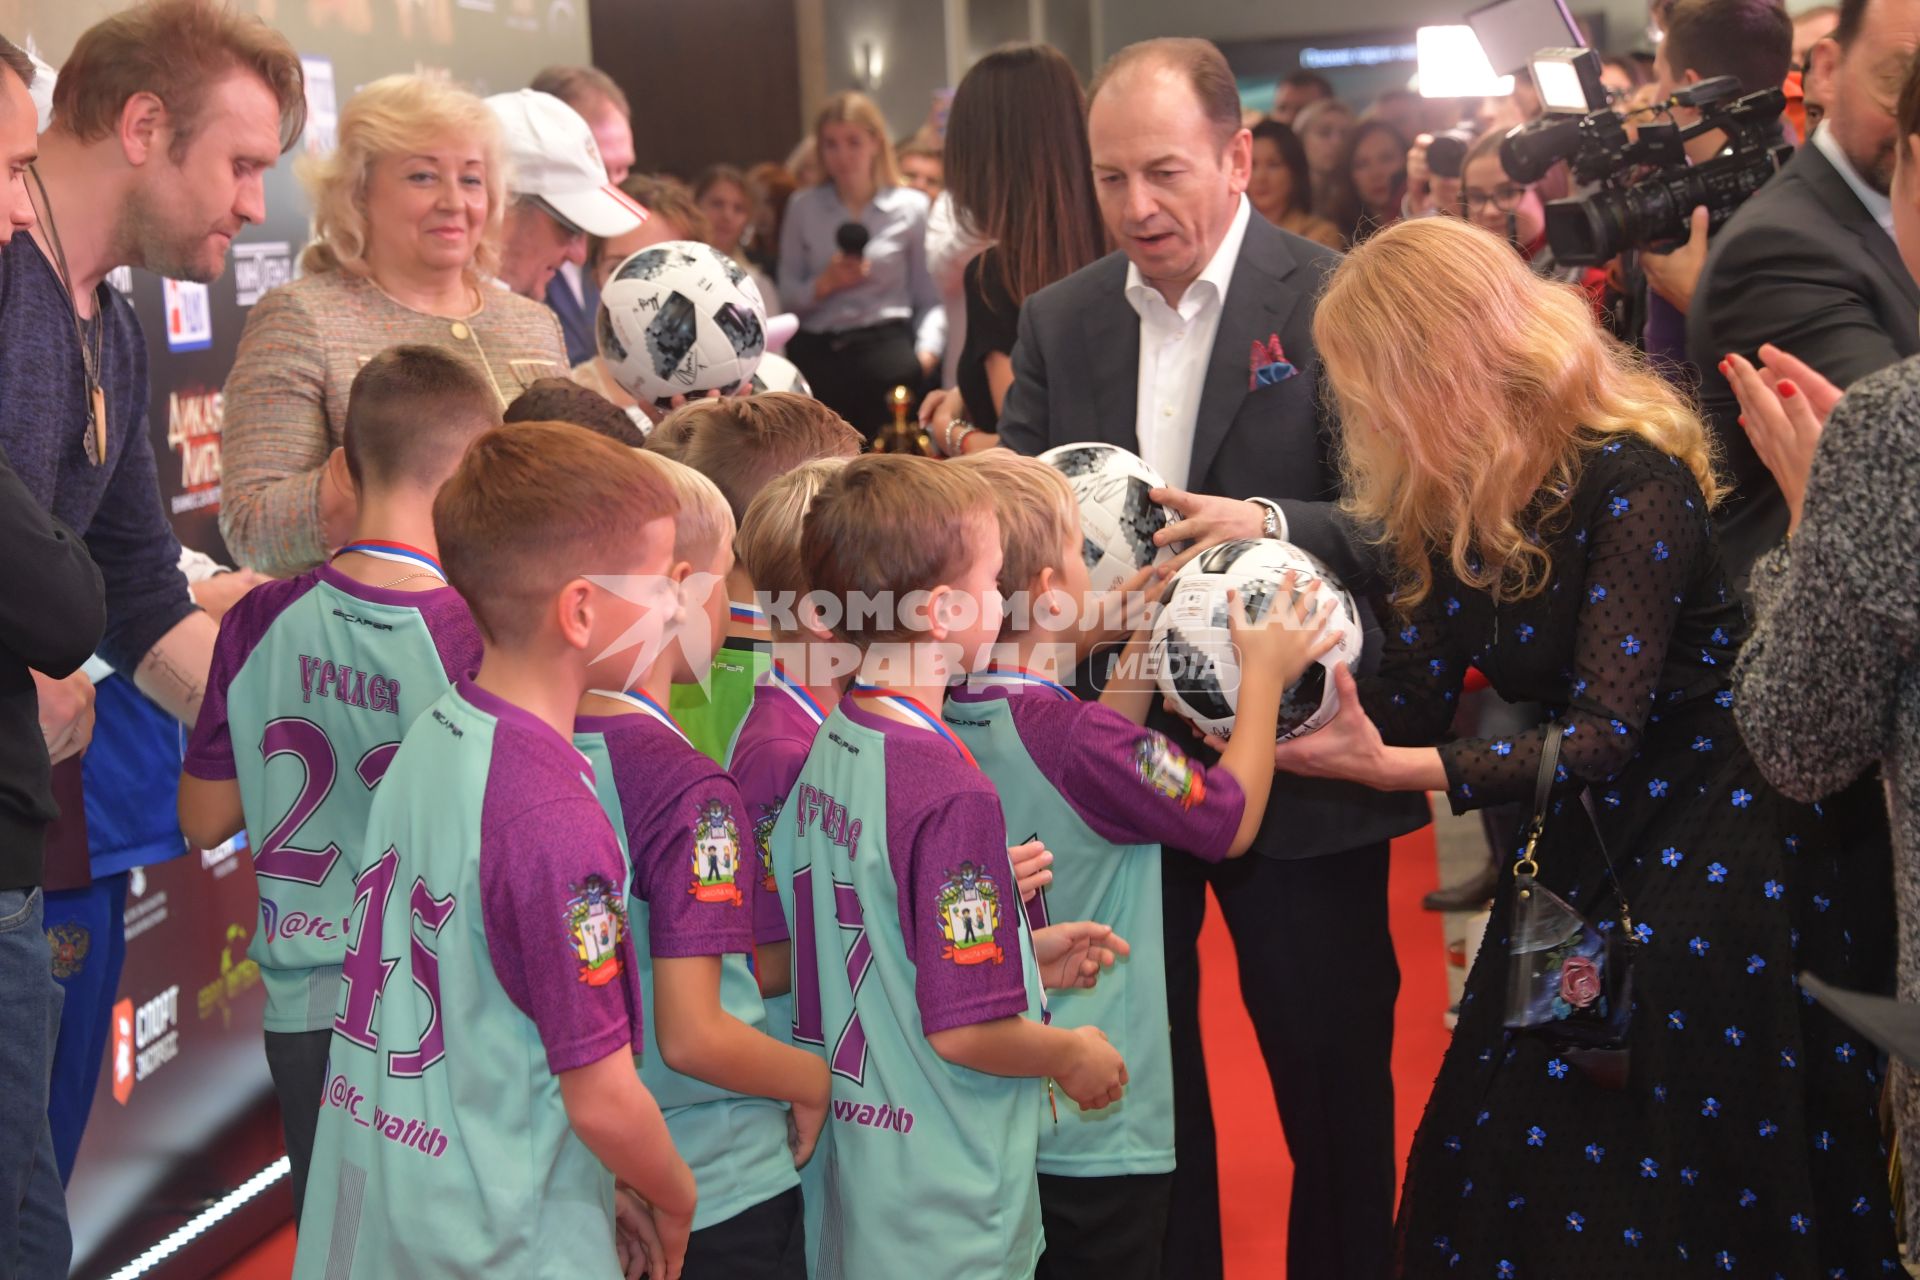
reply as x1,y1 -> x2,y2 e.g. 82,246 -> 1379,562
486,89 -> 646,239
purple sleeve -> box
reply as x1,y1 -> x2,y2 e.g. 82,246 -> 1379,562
731,734 -> 811,945
480,795 -> 644,1074
181,577 -> 313,781
894,788 -> 1032,1035
422,591 -> 484,683
1027,702 -> 1246,862
626,771 -> 758,959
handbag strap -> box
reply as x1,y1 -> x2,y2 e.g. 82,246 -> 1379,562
1513,720 -> 1636,935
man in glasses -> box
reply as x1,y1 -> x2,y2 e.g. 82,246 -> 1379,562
487,89 -> 645,301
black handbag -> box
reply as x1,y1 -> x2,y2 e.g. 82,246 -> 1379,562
1500,723 -> 1639,1089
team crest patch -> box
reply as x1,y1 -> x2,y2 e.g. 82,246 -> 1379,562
1135,732 -> 1206,810
754,804 -> 780,894
47,923 -> 90,979
936,862 -> 1005,966
566,875 -> 628,987
690,799 -> 745,906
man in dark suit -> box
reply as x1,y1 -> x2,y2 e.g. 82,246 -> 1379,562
1688,0 -> 1920,590
998,37 -> 1427,1280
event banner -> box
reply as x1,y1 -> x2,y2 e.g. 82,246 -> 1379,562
7,2 -> 593,1274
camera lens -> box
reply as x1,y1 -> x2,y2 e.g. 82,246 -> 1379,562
1426,132 -> 1471,180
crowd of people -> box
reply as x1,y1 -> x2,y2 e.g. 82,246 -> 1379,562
5,0 -> 1920,1277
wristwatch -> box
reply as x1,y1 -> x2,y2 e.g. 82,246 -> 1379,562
1248,497 -> 1284,540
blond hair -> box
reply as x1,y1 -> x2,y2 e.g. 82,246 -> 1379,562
631,450 -> 735,569
298,75 -> 508,279
671,393 -> 864,525
1314,216 -> 1720,610
949,451 -> 1079,604
737,457 -> 852,632
814,91 -> 902,190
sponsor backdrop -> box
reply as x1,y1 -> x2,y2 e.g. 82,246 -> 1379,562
9,2 -> 592,1274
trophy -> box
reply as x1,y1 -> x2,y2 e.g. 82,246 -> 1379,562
872,385 -> 932,454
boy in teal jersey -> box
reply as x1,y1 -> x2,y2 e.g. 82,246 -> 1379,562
179,347 -> 498,1219
771,455 -> 1131,1280
657,392 -> 861,763
942,452 -> 1335,1279
575,452 -> 830,1278
293,424 -> 696,1279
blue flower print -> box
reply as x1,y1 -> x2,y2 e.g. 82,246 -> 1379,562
1497,1262 -> 1516,1279
1445,596 -> 1461,616
1526,1126 -> 1546,1147
1621,634 -> 1643,655
1836,1042 -> 1857,1063
1458,783 -> 1474,800
1747,955 -> 1767,974
1790,1213 -> 1810,1234
1662,847 -> 1684,867
1477,1109 -> 1491,1126
1462,1178 -> 1474,1197
1764,880 -> 1783,900
1784,834 -> 1802,854
1400,623 -> 1419,644
1711,627 -> 1730,646
1586,1143 -> 1606,1163
1853,1196 -> 1872,1216
1693,737 -> 1714,752
1566,1212 -> 1585,1233
1733,788 -> 1754,808
1689,937 -> 1710,956
1668,1010 -> 1687,1030
1652,540 -> 1671,561
1432,1236 -> 1450,1254
1641,1157 -> 1661,1178
1634,922 -> 1654,944
1572,678 -> 1590,698
1650,778 -> 1670,797
1739,1189 -> 1758,1209
1588,583 -> 1608,603
1758,1119 -> 1780,1138
1700,649 -> 1719,667
1716,1251 -> 1735,1271
1603,441 -> 1624,454
1515,623 -> 1535,644
1624,1228 -> 1644,1247
1575,528 -> 1588,545
1609,496 -> 1631,517
1429,658 -> 1448,678
1725,1026 -> 1746,1047
1654,1084 -> 1669,1102
1563,723 -> 1578,737
1702,1097 -> 1720,1117
1708,863 -> 1728,883
1507,1194 -> 1526,1210
1604,790 -> 1623,808
1715,689 -> 1734,708
1813,894 -> 1831,912
1783,1049 -> 1799,1069
1547,1059 -> 1569,1079
1612,719 -> 1630,736
1443,1135 -> 1463,1152
1491,740 -> 1513,756
1682,1167 -> 1701,1185
1815,1131 -> 1831,1150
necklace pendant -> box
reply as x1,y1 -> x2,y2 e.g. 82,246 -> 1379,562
86,386 -> 107,466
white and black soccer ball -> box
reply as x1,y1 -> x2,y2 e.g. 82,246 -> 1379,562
1151,538 -> 1364,741
598,241 -> 766,408
750,351 -> 813,397
1039,442 -> 1176,594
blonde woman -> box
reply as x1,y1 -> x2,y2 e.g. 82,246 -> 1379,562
1262,217 -> 1897,1275
777,91 -> 941,438
220,74 -> 568,576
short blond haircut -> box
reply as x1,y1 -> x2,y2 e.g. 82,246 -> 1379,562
631,450 -> 735,569
672,393 -> 864,525
736,458 -> 851,630
298,75 -> 507,279
949,451 -> 1078,603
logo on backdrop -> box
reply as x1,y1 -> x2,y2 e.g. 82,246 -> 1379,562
166,391 -> 225,517
112,985 -> 183,1104
233,242 -> 294,307
162,279 -> 213,352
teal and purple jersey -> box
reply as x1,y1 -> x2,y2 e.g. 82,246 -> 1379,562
182,564 -> 480,1033
574,692 -> 799,1232
293,680 -> 645,1279
771,692 -> 1048,1279
944,669 -> 1245,1178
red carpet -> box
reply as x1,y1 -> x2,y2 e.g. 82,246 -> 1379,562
218,829 -> 1450,1280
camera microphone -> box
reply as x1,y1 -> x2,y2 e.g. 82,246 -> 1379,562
836,222 -> 871,257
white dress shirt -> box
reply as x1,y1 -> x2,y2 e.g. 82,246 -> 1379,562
1124,196 -> 1253,491
1813,121 -> 1895,236
926,191 -> 991,387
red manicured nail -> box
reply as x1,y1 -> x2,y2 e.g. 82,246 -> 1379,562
1738,415 -> 1747,427
1719,360 -> 1729,374
1779,382 -> 1797,399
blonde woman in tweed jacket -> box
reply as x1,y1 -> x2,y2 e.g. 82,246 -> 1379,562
1728,54 -> 1920,1244
219,75 -> 567,576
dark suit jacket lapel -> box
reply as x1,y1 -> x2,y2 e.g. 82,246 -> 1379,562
1798,142 -> 1920,311
1084,255 -> 1142,450
1188,216 -> 1304,487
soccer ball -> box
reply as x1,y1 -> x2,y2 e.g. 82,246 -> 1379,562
1038,442 -> 1176,594
598,241 -> 766,408
1151,538 -> 1364,741
750,351 -> 813,397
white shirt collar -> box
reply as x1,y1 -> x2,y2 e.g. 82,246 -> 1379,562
1813,122 -> 1895,236
1124,195 -> 1254,319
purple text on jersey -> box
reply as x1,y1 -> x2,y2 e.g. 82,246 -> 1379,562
832,1099 -> 914,1134
324,1065 -> 449,1158
299,655 -> 402,715
791,784 -> 862,860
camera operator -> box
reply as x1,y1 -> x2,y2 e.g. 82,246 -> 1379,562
1637,0 -> 1794,359
1689,0 -> 1920,591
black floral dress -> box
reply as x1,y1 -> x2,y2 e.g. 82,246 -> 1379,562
1372,440 -> 1899,1278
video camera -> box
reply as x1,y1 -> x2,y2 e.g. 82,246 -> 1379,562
1499,48 -> 1790,266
